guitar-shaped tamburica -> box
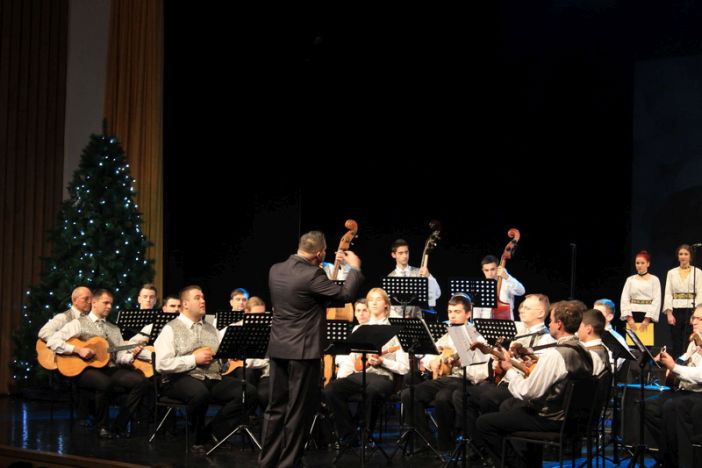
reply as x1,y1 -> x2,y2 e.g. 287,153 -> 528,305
56,337 -> 144,377
36,339 -> 58,370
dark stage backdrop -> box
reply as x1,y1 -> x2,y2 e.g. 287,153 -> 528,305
162,3 -> 702,329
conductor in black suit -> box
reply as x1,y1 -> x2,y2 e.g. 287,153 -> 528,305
259,230 -> 363,468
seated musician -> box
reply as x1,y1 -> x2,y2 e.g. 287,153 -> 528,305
475,300 -> 593,467
593,298 -> 628,371
154,285 -> 256,451
38,286 -> 93,340
452,294 -> 555,440
400,293 -> 489,452
323,288 -> 409,446
645,304 -> 702,468
577,309 -> 611,376
223,296 -> 268,409
47,288 -> 150,438
335,299 -> 371,380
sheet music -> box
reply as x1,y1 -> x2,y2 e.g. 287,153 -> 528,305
448,324 -> 487,366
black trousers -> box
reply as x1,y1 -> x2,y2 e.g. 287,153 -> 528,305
162,374 -> 255,443
257,376 -> 270,412
323,372 -> 394,440
671,308 -> 693,360
401,376 -> 463,450
259,358 -> 320,468
475,406 -> 561,468
452,381 -> 511,446
644,389 -> 702,467
77,367 -> 149,431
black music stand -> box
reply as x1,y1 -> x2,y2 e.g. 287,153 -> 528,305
333,324 -> 399,467
625,328 -> 661,468
473,319 -> 517,346
445,324 -> 490,468
601,330 -> 637,465
148,311 -> 177,345
215,310 -> 245,330
427,322 -> 448,342
387,318 -> 443,461
206,315 -> 271,456
382,276 -> 429,318
116,308 -> 157,340
448,278 -> 497,309
328,280 -> 350,308
307,320 -> 354,450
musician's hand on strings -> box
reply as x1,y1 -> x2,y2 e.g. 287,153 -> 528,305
428,358 -> 440,374
496,266 -> 509,280
499,360 -> 513,372
368,354 -> 383,367
419,266 -> 429,277
194,348 -> 213,365
77,347 -> 95,359
659,350 -> 675,370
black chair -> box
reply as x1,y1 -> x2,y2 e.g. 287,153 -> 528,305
147,352 -> 193,454
589,370 -> 613,468
501,377 -> 599,468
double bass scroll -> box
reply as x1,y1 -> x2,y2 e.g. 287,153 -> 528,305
492,228 -> 521,320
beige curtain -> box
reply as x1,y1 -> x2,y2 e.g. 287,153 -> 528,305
0,0 -> 69,394
103,0 -> 164,295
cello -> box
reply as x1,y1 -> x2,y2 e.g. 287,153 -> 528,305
492,228 -> 521,320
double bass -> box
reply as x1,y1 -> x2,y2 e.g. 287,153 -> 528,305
325,219 -> 359,322
324,220 -> 358,386
492,228 -> 521,320
420,220 -> 442,275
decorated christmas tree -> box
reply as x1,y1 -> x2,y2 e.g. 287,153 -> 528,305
11,131 -> 155,384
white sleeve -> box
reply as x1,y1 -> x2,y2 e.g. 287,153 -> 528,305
663,270 -> 674,312
46,319 -> 82,354
335,354 -> 355,379
428,274 -> 441,306
620,277 -> 632,319
648,276 -> 661,322
382,349 -> 410,375
38,313 -> 68,341
507,350 -> 568,400
154,324 -> 197,374
505,274 -> 525,297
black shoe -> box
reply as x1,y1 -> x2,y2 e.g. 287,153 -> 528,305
97,427 -> 115,439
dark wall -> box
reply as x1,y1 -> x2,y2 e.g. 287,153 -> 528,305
163,3 -> 702,320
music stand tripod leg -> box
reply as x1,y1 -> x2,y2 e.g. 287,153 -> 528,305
206,363 -> 261,456
390,353 -> 443,462
626,357 -> 650,468
445,366 -> 486,468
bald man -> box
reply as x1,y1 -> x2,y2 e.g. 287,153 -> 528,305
38,286 -> 93,340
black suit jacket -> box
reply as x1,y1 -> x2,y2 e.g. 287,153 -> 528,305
267,254 -> 363,360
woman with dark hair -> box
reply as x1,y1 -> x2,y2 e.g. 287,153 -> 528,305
620,250 -> 661,335
663,244 -> 702,359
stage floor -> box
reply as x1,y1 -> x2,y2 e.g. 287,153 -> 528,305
0,395 -> 654,467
